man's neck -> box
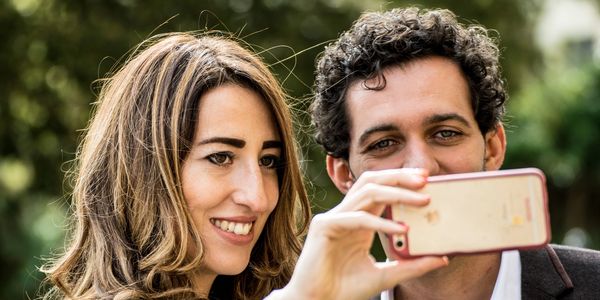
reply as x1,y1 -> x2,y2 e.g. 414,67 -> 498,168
395,252 -> 501,300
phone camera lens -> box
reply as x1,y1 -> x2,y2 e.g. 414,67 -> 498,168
396,239 -> 404,248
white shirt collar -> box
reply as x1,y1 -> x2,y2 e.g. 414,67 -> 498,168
490,250 -> 521,300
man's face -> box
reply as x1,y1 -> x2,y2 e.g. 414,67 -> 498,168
338,56 -> 505,182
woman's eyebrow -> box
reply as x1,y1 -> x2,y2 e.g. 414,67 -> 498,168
263,140 -> 282,149
198,137 -> 245,148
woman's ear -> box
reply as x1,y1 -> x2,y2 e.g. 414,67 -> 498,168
326,155 -> 354,194
484,123 -> 507,171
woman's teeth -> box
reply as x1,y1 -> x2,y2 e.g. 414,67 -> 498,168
211,219 -> 253,235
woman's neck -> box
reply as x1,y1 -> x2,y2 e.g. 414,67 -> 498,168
192,270 -> 218,297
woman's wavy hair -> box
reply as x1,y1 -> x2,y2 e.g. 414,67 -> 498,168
41,32 -> 310,299
312,7 -> 507,159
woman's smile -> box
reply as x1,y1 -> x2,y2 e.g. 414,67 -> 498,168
210,218 -> 254,236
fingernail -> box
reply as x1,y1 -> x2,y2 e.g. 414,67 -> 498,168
396,224 -> 407,232
415,174 -> 427,183
442,256 -> 449,264
417,193 -> 430,202
405,168 -> 427,176
394,222 -> 408,233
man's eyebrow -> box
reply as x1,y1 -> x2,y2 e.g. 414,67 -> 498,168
263,140 -> 282,149
424,113 -> 471,128
198,137 -> 245,148
358,124 -> 399,146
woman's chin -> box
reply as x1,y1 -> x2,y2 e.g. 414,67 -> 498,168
219,262 -> 250,276
208,255 -> 252,276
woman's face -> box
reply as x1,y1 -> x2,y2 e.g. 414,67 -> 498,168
182,83 -> 281,280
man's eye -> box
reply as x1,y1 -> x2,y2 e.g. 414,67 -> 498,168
207,152 -> 233,166
259,155 -> 281,169
435,130 -> 460,139
370,139 -> 396,150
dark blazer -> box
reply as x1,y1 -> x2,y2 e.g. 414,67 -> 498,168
521,244 -> 600,299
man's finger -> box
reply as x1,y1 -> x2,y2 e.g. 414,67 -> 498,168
311,211 -> 407,234
333,183 -> 430,213
350,168 -> 429,191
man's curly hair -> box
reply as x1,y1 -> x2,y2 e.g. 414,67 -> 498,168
311,7 -> 507,159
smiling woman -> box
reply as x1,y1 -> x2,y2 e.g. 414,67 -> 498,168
182,84 -> 284,293
40,32 -> 311,299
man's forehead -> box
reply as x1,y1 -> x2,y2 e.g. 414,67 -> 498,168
345,58 -> 472,108
345,96 -> 475,131
343,57 -> 475,142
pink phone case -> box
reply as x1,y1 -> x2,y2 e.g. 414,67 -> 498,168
385,168 -> 551,257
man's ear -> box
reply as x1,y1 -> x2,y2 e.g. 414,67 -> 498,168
484,122 -> 507,171
326,155 -> 354,194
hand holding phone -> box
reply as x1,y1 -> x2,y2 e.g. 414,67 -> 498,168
386,168 -> 551,257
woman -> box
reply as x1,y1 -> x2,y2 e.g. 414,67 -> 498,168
42,32 -> 446,299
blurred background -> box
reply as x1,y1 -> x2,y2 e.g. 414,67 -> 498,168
1,0 -> 599,297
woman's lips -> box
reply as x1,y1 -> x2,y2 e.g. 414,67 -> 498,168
210,218 -> 253,235
209,218 -> 256,245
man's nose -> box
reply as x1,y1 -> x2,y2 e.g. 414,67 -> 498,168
401,140 -> 439,174
232,164 -> 270,213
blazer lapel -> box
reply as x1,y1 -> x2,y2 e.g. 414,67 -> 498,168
520,245 -> 573,299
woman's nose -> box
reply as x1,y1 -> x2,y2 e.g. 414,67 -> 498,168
231,164 -> 270,213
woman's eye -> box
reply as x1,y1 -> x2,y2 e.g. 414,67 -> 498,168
259,155 -> 280,169
207,152 -> 233,166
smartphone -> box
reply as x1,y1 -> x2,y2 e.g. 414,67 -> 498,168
385,168 -> 551,257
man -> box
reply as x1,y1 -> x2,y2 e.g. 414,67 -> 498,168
311,7 -> 600,299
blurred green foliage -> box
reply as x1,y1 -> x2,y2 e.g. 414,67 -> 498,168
1,0 -> 598,298
506,59 -> 600,249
